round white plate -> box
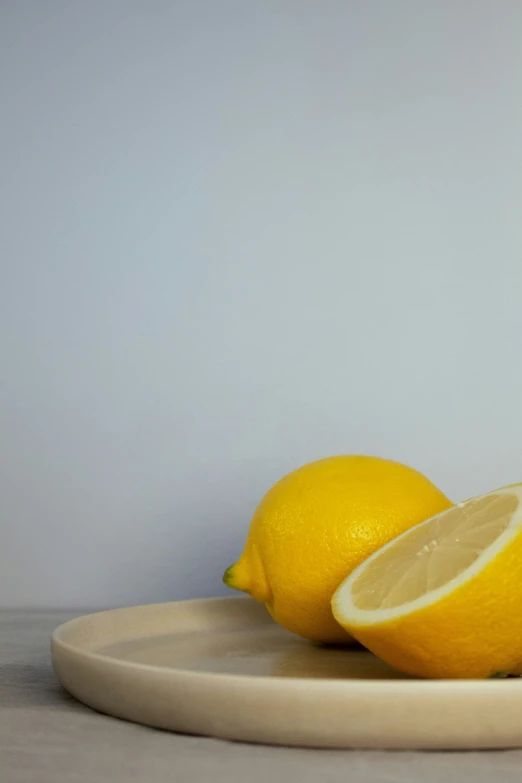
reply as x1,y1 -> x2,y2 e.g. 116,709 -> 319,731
52,597 -> 522,749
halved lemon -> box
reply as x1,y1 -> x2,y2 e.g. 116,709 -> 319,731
332,485 -> 522,679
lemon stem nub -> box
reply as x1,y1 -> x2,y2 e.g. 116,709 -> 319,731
222,554 -> 271,604
223,564 -> 237,588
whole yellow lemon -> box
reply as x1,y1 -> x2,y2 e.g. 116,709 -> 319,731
223,456 -> 452,643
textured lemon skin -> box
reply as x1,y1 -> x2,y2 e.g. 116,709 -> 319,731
225,456 -> 452,643
332,516 -> 522,678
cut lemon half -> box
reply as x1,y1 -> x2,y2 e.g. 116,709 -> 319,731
332,485 -> 522,679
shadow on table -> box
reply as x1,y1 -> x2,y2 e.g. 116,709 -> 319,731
1,662 -> 87,711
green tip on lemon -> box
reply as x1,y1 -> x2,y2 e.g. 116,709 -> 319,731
223,556 -> 272,603
223,564 -> 237,588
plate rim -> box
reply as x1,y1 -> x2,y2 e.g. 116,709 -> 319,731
51,596 -> 522,692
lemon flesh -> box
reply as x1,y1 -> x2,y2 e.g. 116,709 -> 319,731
224,455 -> 451,643
332,486 -> 522,678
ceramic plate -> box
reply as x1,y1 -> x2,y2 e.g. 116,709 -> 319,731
52,597 -> 522,749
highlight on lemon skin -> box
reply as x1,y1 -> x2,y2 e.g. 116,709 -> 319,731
332,485 -> 522,679
222,455 -> 452,644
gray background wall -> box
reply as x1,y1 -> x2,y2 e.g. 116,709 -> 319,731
2,1 -> 522,608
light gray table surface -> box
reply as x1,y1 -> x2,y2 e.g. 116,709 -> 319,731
2,610 -> 522,782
